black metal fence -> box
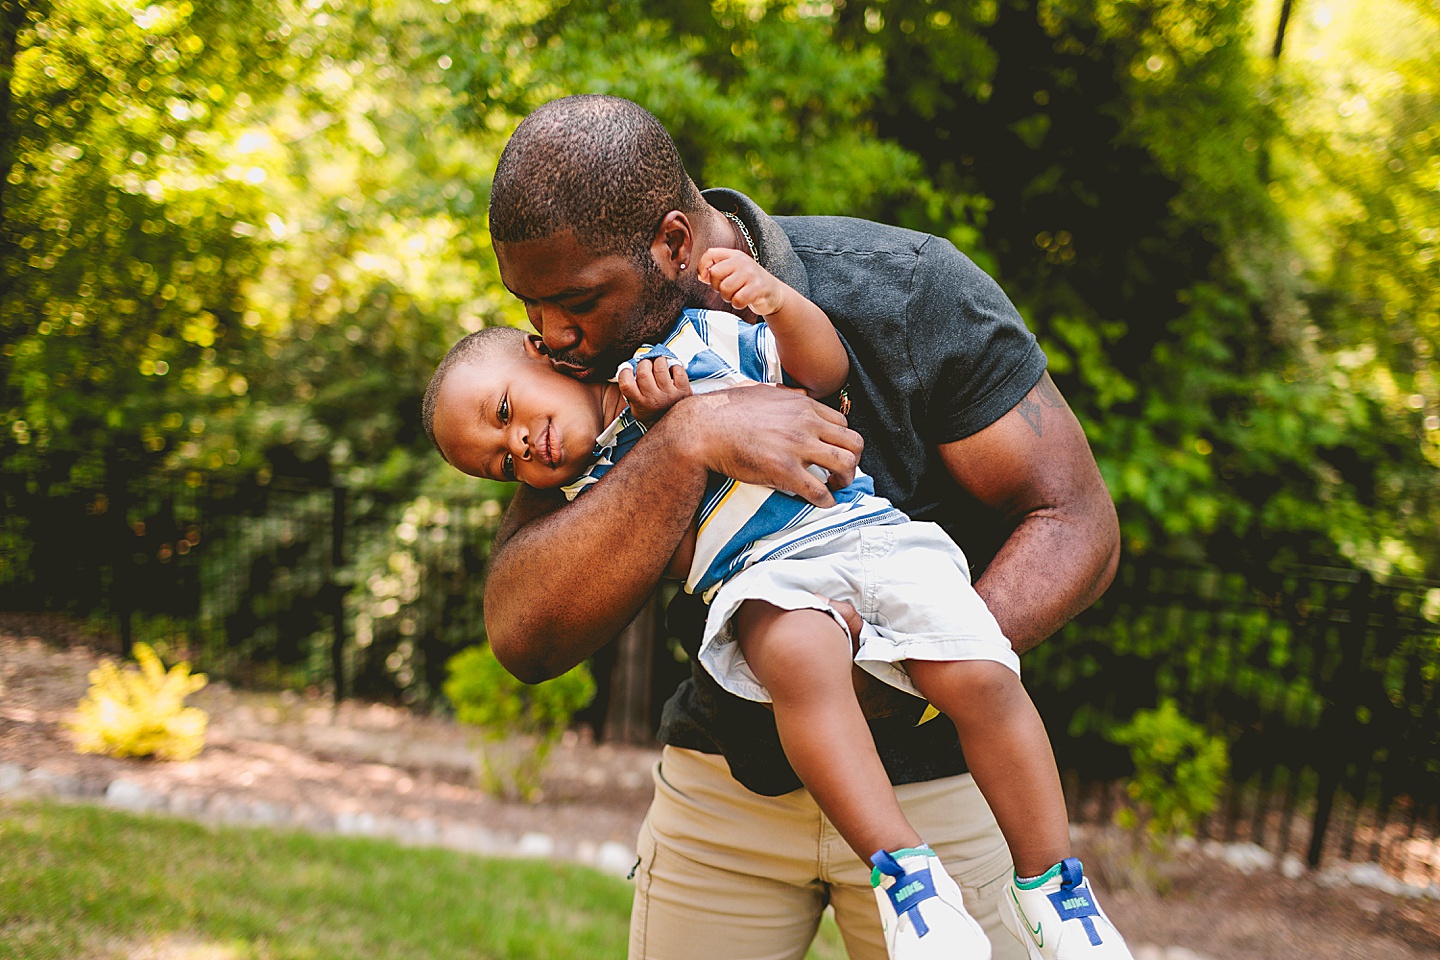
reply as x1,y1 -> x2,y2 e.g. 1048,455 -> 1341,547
1,479 -> 502,706
6,481 -> 1440,880
1027,561 -> 1440,883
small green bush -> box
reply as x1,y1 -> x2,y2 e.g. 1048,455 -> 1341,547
1107,698 -> 1230,840
443,644 -> 594,801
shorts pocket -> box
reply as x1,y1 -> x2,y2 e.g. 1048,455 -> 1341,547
628,815 -> 657,959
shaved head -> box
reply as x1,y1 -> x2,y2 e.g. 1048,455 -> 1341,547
488,95 -> 706,260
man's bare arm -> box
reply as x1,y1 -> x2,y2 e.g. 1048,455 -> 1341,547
484,436 -> 703,684
483,385 -> 863,683
938,373 -> 1120,654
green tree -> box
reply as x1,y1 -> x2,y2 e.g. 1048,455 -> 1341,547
450,0 -> 923,221
3,0 -> 1435,698
0,0 -> 289,598
1263,0 -> 1440,575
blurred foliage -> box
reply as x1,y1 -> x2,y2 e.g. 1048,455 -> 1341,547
67,641 -> 208,760
2,0 -> 286,596
1094,695 -> 1228,892
1108,697 -> 1230,839
444,643 -> 595,799
0,0 -> 1436,705
1026,560 -> 1440,823
346,491 -> 506,701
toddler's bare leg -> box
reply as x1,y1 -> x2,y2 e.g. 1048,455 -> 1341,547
734,600 -> 924,862
906,659 -> 1070,878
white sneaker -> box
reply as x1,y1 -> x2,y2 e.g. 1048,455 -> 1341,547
870,846 -> 991,960
1001,858 -> 1132,960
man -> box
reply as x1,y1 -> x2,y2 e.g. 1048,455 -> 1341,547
481,95 -> 1119,960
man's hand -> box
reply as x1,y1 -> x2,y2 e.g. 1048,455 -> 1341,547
698,247 -> 792,318
669,384 -> 862,508
618,356 -> 692,425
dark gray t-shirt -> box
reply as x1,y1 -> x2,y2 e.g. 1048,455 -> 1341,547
657,188 -> 1048,796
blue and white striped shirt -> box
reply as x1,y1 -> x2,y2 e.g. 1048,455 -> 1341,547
562,308 -> 905,600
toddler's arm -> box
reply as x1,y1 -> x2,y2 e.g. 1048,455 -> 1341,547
698,248 -> 848,399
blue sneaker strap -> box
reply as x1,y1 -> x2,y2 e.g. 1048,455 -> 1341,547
1050,859 -> 1103,947
1059,857 -> 1085,889
868,846 -> 934,885
870,849 -> 905,879
869,849 -> 938,938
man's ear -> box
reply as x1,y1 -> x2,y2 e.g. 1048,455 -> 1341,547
649,210 -> 693,279
524,334 -> 549,359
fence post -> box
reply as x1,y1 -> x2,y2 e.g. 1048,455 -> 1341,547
108,463 -> 135,659
330,484 -> 347,704
1305,572 -> 1372,868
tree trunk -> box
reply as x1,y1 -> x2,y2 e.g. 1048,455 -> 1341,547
602,593 -> 658,745
1272,0 -> 1297,61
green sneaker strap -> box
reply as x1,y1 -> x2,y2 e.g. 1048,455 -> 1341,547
888,844 -> 934,861
1014,861 -> 1064,890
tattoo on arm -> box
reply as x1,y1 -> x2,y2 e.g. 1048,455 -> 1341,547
1016,374 -> 1067,438
1017,398 -> 1042,437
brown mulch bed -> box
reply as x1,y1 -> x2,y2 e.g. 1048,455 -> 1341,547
2,613 -> 1438,959
0,614 -> 656,853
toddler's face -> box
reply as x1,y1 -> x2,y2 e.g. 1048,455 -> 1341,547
432,338 -> 610,488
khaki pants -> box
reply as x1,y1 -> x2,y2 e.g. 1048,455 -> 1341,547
629,746 -> 1025,960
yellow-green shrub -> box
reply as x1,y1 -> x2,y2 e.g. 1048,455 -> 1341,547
68,643 -> 209,761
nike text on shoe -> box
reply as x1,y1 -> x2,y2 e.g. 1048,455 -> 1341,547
1001,857 -> 1133,960
870,846 -> 991,960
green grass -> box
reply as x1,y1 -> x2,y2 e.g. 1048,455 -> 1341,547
0,801 -> 849,960
0,800 -> 629,959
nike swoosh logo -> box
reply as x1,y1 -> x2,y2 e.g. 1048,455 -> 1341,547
1010,888 -> 1043,948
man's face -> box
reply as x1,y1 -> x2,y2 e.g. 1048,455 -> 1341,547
431,339 -> 611,489
494,229 -> 691,382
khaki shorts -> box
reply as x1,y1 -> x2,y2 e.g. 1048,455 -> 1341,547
702,521 -> 1021,703
629,746 -> 1025,960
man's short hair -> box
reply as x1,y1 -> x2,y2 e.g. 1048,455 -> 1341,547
488,95 -> 705,260
422,326 -> 527,456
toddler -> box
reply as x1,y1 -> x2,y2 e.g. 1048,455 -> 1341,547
424,248 -> 1133,960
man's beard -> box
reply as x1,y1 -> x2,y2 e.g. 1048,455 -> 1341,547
548,257 -> 706,382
